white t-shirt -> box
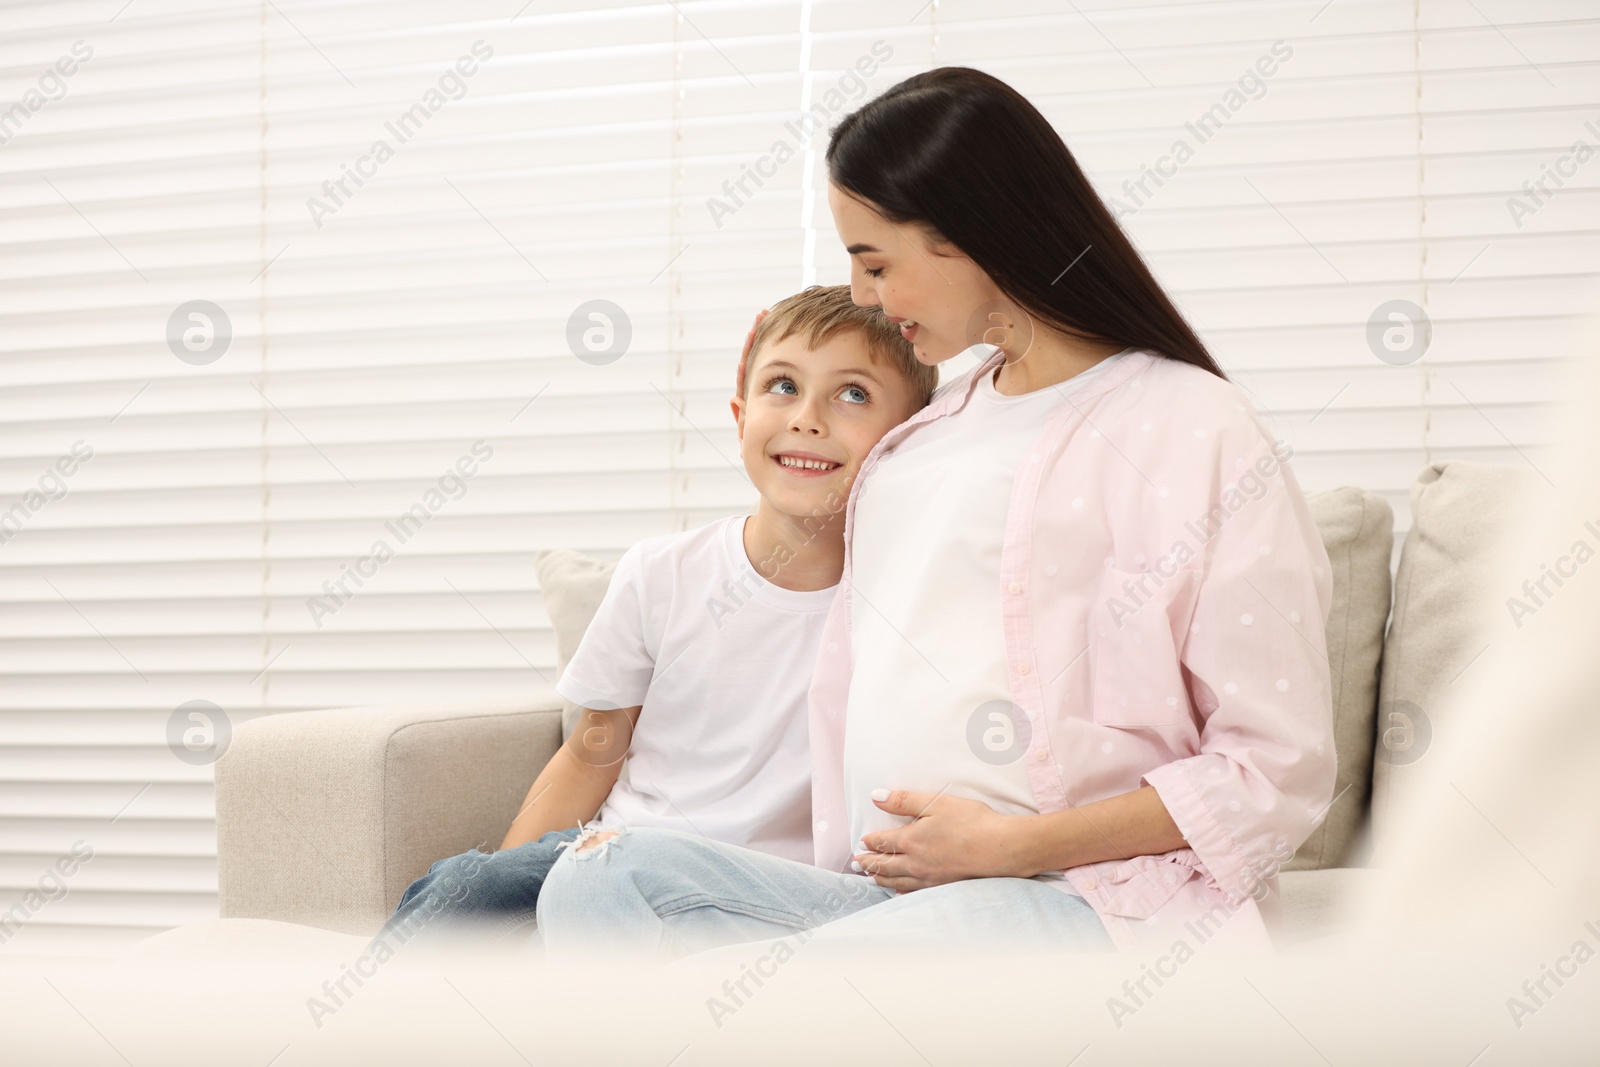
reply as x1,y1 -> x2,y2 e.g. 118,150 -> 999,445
844,349 -> 1130,883
555,514 -> 834,865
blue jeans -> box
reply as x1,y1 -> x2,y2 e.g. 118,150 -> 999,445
535,827 -> 1113,959
376,827 -> 583,949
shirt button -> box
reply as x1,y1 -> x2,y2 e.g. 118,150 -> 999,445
816,821 -> 828,832
1008,582 -> 1022,595
1034,749 -> 1048,763
1083,878 -> 1099,891
1018,663 -> 1030,675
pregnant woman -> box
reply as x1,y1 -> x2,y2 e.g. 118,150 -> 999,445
536,67 -> 1335,956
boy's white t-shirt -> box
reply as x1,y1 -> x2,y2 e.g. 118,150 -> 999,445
554,514 -> 835,865
843,349 -> 1131,887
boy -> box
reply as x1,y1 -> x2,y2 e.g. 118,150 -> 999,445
378,285 -> 936,947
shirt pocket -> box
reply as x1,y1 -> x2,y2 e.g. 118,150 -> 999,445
1088,565 -> 1200,727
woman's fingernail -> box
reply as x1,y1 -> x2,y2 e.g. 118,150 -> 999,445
871,788 -> 890,802
855,840 -> 867,853
850,860 -> 863,872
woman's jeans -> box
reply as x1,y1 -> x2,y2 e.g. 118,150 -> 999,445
376,827 -> 583,949
535,827 -> 1114,959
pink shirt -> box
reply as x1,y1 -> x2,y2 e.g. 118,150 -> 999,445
807,347 -> 1336,951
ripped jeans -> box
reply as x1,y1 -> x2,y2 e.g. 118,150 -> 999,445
376,827 -> 584,949
535,827 -> 1114,960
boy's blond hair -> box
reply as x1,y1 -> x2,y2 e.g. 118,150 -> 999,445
737,285 -> 937,409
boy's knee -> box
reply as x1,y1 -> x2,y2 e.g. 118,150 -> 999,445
574,829 -> 619,855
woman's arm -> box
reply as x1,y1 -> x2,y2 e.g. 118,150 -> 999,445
498,704 -> 641,850
1015,785 -> 1187,873
855,785 -> 1186,891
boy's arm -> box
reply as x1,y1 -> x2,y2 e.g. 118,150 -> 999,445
498,704 -> 642,850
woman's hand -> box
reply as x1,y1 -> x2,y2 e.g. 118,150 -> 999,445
854,789 -> 1042,892
855,786 -> 1189,892
733,308 -> 770,398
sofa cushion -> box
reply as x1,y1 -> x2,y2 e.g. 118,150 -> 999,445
1286,487 -> 1394,870
535,548 -> 618,739
1368,462 -> 1547,854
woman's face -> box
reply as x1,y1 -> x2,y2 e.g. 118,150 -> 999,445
827,183 -> 1018,366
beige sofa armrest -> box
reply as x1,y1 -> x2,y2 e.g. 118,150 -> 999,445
214,695 -> 563,935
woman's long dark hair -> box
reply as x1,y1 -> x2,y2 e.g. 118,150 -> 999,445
827,67 -> 1226,379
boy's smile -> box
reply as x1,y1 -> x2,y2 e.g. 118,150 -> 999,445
771,449 -> 842,477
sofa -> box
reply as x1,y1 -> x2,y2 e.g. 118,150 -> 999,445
202,461 -> 1543,948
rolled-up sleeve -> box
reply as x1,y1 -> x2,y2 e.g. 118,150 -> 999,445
1141,424 -> 1336,903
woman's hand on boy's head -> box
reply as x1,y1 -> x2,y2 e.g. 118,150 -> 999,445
733,308 -> 771,399
853,790 -> 1033,891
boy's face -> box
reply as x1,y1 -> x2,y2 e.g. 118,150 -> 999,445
730,330 -> 921,521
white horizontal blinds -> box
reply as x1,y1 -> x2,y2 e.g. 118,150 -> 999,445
0,0 -> 265,955
1415,0 -> 1598,495
255,2 -> 680,716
